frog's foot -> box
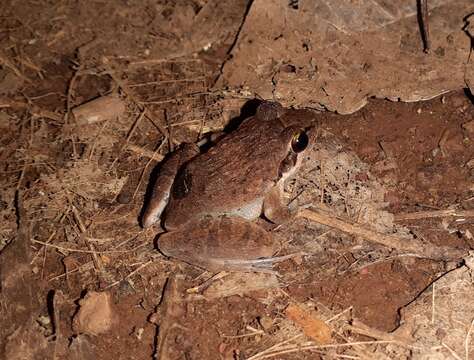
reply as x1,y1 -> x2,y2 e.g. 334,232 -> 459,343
189,256 -> 278,274
263,185 -> 298,224
213,253 -> 303,274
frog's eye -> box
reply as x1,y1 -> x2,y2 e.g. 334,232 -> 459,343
291,131 -> 308,153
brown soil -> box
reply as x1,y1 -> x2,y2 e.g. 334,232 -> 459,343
1,1 -> 473,359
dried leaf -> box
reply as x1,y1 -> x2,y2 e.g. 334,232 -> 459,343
285,303 -> 332,344
218,0 -> 474,114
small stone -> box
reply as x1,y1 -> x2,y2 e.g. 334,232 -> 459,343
135,327 -> 144,340
465,229 -> 473,240
116,191 -> 132,204
258,315 -> 274,331
37,314 -> 53,336
73,291 -> 117,336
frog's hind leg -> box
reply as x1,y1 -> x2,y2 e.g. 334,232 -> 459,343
157,216 -> 282,273
141,143 -> 199,228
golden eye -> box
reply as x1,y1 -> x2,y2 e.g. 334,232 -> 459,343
291,131 -> 308,153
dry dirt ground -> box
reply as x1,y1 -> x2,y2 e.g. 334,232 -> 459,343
1,1 -> 474,360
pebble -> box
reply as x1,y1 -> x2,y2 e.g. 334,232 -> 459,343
73,291 -> 117,336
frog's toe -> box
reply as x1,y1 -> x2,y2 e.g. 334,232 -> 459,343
201,257 -> 278,274
221,253 -> 301,273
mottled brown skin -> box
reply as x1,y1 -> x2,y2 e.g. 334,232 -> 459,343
164,104 -> 305,229
159,217 -> 278,272
142,101 -> 312,272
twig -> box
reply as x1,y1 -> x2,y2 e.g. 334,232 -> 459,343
127,57 -> 202,68
31,239 -> 144,254
0,50 -> 31,83
442,342 -> 463,360
131,140 -> 167,201
64,65 -> 83,158
420,0 -> 431,53
326,307 -> 353,323
466,318 -> 474,360
110,109 -> 146,168
84,236 -> 115,244
65,39 -> 103,157
48,261 -> 94,282
16,54 -> 44,79
0,191 -> 37,341
186,271 -> 229,294
438,128 -> 450,157
298,209 -> 466,261
128,77 -> 206,87
164,109 -> 173,152
221,326 -> 265,339
69,203 -> 107,276
126,144 -> 165,161
247,334 -> 303,360
102,57 -> 169,138
52,290 -> 63,360
152,274 -> 187,360
247,340 -> 395,360
113,232 -> 143,250
346,253 -> 424,274
103,260 -> 153,289
88,118 -> 109,160
395,209 -> 474,221
347,320 -> 415,347
15,162 -> 27,190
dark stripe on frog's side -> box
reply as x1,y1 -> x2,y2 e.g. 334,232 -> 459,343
171,166 -> 193,199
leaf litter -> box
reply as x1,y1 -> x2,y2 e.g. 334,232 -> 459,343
0,1 -> 473,359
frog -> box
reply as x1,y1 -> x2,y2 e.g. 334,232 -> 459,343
141,101 -> 312,272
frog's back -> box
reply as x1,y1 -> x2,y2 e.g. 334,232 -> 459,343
164,114 -> 289,229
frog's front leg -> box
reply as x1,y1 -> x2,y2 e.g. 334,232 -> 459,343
157,216 -> 281,272
142,143 -> 199,228
262,184 -> 296,224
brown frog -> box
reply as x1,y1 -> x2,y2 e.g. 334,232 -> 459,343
142,101 -> 311,272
